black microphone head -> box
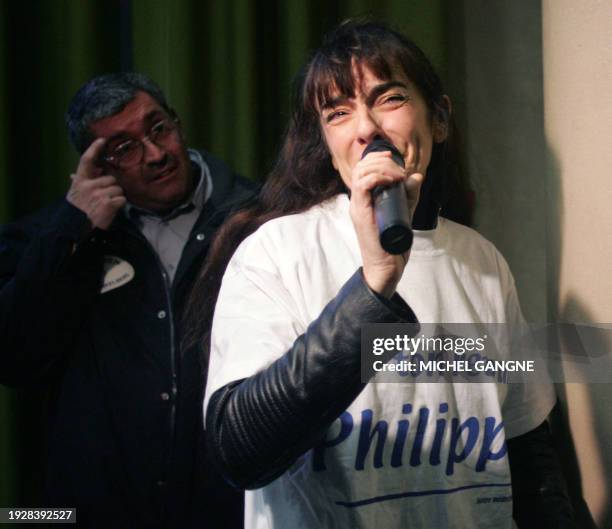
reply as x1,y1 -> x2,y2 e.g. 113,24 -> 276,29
380,223 -> 414,254
361,138 -> 405,168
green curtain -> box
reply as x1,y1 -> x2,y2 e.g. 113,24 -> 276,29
0,0 -> 446,508
0,0 -> 123,509
0,0 -> 13,509
131,0 -> 447,181
1,1 -> 123,216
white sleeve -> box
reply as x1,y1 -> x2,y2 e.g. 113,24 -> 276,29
497,252 -> 556,439
202,243 -> 307,421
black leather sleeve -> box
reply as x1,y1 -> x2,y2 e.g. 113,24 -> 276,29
508,420 -> 579,529
205,269 -> 418,489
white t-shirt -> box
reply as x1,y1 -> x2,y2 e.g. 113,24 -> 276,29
204,193 -> 555,529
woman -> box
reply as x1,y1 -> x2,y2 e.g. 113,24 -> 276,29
194,20 -> 575,529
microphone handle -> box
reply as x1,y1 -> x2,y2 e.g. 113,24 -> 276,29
373,183 -> 413,254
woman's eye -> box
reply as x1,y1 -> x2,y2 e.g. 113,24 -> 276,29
384,94 -> 407,104
325,110 -> 348,123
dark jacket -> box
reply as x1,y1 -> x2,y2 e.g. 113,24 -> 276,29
0,150 -> 255,529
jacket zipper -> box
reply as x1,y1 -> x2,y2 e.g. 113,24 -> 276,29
158,258 -> 178,449
124,230 -> 178,470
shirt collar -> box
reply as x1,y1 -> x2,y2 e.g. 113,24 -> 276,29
125,148 -> 213,222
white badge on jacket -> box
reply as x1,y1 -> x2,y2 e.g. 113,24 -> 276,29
101,256 -> 135,294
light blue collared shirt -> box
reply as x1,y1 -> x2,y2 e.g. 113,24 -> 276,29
125,149 -> 212,283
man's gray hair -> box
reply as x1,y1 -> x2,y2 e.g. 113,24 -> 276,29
66,72 -> 170,153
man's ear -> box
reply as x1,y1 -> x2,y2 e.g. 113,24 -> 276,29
433,95 -> 452,143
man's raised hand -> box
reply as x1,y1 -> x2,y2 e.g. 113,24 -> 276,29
66,138 -> 127,230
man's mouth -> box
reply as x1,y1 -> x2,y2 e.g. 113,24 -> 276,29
149,164 -> 177,183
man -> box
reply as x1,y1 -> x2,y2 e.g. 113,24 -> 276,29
0,73 -> 255,528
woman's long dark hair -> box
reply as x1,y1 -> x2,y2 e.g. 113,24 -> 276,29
182,20 -> 473,356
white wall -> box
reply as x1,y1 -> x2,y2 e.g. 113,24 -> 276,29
543,1 -> 612,524
449,1 -> 612,525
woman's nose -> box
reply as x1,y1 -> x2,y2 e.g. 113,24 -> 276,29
356,107 -> 382,145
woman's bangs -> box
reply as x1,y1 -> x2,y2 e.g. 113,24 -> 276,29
304,56 -> 355,114
304,46 -> 404,114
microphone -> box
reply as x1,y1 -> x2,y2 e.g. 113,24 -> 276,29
361,139 -> 413,254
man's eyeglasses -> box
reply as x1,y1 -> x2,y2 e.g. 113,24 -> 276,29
102,118 -> 179,168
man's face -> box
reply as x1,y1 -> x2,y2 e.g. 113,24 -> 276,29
89,91 -> 192,213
